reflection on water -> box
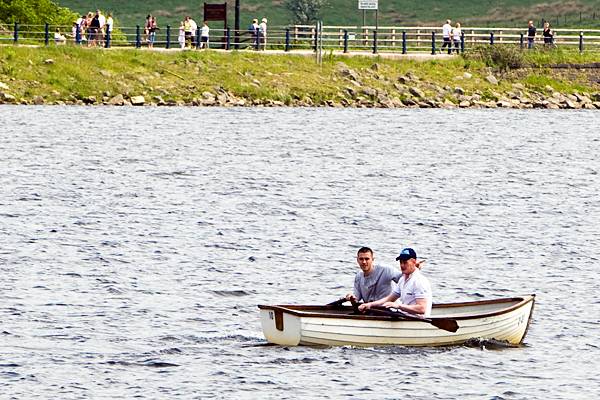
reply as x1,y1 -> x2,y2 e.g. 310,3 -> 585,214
0,106 -> 599,399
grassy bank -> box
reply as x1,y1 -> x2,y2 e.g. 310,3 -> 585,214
1,45 -> 599,108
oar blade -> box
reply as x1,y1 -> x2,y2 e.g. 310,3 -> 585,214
431,318 -> 459,333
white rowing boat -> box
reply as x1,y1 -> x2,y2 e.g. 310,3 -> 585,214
258,294 -> 535,347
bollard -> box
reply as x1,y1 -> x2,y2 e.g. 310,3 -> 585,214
402,31 -> 406,54
105,29 -> 111,48
285,28 -> 290,52
461,31 -> 465,53
490,32 -> 494,45
14,22 -> 18,43
196,26 -> 201,49
226,27 -> 231,50
76,24 -> 81,45
314,22 -> 318,51
136,25 -> 141,48
45,23 -> 49,46
373,30 -> 378,54
166,25 -> 171,49
579,31 -> 584,53
520,32 -> 524,49
431,31 -> 436,55
343,29 -> 348,53
255,27 -> 259,50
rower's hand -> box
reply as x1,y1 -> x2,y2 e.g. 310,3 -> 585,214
358,302 -> 371,312
382,301 -> 398,309
345,293 -> 357,302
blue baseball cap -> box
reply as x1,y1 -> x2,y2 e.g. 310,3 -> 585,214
396,248 -> 417,261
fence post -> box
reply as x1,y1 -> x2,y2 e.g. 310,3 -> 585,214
373,30 -> 378,53
314,23 -> 318,51
285,28 -> 290,52
136,25 -> 141,48
255,27 -> 260,50
579,31 -> 584,53
431,31 -> 436,55
105,29 -> 111,48
520,32 -> 524,49
490,31 -> 494,45
343,29 -> 348,53
402,31 -> 407,54
166,25 -> 170,49
226,27 -> 231,50
76,24 -> 81,45
460,31 -> 465,53
196,26 -> 201,49
45,23 -> 49,46
13,22 -> 18,43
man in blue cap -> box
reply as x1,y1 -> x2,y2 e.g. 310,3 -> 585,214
346,247 -> 424,304
358,248 -> 432,317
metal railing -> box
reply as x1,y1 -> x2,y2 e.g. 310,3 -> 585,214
3,23 -> 600,54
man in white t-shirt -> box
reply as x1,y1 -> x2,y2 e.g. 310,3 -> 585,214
441,19 -> 452,54
359,247 -> 432,317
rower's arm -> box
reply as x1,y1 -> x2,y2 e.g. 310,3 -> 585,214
395,298 -> 427,315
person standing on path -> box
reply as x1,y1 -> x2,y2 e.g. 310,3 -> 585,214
199,21 -> 210,49
441,19 -> 452,54
527,20 -> 536,49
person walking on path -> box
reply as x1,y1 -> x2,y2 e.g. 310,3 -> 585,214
527,20 -> 536,49
259,18 -> 268,50
452,22 -> 461,54
441,19 -> 452,54
199,21 -> 210,49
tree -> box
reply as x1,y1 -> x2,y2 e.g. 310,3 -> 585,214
284,0 -> 328,24
0,0 -> 78,26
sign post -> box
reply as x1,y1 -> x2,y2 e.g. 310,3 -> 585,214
204,3 -> 227,48
358,0 -> 379,33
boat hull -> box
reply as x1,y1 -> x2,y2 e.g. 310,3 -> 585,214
259,295 -> 535,347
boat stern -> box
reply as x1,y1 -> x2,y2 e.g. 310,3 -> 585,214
259,306 -> 302,346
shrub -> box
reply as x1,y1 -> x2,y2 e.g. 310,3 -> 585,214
463,44 -> 524,70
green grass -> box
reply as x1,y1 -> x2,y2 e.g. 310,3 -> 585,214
55,0 -> 600,30
0,45 -> 599,105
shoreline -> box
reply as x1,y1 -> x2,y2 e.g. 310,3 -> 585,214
1,46 -> 599,109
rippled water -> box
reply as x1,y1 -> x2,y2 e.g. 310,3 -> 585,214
1,106 -> 599,399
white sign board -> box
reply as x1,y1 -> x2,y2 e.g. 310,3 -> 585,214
358,0 -> 378,10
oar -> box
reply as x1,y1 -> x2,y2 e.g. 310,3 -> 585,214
326,298 -> 348,308
370,306 -> 459,333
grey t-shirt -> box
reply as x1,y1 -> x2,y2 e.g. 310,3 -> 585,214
353,265 -> 402,302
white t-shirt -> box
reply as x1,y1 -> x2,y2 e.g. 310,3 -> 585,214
453,28 -> 461,41
391,269 -> 432,317
442,23 -> 452,38
189,19 -> 198,36
98,14 -> 106,28
201,25 -> 209,37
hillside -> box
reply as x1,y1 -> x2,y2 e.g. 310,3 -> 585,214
57,0 -> 600,30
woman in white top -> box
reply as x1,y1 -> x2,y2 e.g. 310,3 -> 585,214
259,18 -> 267,50
452,22 -> 462,54
200,21 -> 210,49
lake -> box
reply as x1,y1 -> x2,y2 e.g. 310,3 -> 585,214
1,106 -> 599,398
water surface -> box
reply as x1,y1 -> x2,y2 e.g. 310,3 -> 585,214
1,106 -> 599,398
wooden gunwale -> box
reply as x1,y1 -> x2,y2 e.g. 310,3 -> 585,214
258,294 -> 535,321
